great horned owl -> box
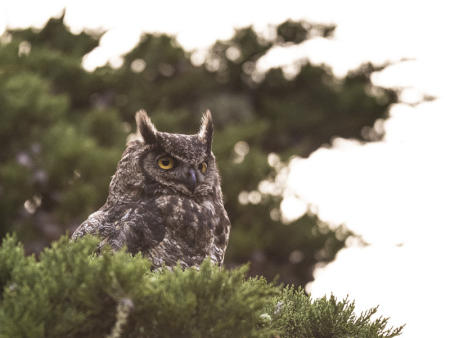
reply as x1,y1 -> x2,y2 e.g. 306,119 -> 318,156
72,110 -> 231,268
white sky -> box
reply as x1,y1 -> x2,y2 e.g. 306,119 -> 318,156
1,1 -> 449,336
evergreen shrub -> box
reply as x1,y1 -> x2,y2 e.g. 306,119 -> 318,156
0,235 -> 403,337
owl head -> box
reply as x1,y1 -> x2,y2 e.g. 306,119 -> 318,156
134,110 -> 219,197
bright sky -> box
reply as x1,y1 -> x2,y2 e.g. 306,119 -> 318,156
1,1 -> 449,336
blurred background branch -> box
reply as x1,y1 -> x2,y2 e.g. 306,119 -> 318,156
0,13 -> 399,287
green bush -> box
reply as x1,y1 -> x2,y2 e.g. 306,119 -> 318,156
0,235 -> 402,337
268,288 -> 403,338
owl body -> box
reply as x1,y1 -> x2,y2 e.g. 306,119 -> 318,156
72,110 -> 230,268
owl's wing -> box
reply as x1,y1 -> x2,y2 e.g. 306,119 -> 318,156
72,201 -> 166,257
71,210 -> 106,240
212,212 -> 231,265
96,202 -> 166,254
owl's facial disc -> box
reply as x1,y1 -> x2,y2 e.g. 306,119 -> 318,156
142,151 -> 210,196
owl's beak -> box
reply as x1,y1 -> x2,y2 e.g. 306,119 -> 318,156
185,168 -> 197,192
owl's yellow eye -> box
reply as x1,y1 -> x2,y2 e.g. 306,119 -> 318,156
199,162 -> 207,174
158,156 -> 175,170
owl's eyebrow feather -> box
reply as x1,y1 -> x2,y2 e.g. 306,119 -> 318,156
136,110 -> 158,145
198,109 -> 213,154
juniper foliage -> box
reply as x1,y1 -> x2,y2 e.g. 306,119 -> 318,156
0,235 -> 403,338
267,287 -> 404,338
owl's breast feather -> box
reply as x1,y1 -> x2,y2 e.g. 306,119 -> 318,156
154,195 -> 218,230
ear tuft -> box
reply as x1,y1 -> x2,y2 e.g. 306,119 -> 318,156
198,109 -> 213,154
135,110 -> 158,144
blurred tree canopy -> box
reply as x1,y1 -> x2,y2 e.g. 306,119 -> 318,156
0,13 -> 398,286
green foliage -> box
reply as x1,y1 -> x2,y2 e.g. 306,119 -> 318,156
269,287 -> 404,338
0,235 -> 403,338
0,13 -> 399,285
0,234 -> 32,297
